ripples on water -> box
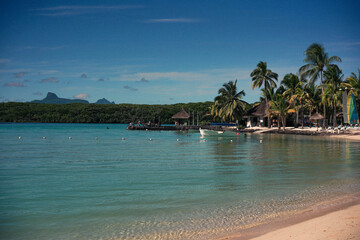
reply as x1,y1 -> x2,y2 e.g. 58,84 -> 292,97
0,124 -> 359,239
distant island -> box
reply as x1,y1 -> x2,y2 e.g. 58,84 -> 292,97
31,92 -> 115,105
0,100 -> 214,124
95,98 -> 115,104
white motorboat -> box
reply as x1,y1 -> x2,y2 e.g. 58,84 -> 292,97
199,128 -> 237,137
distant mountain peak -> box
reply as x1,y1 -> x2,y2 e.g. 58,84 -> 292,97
45,92 -> 58,99
95,98 -> 115,104
31,92 -> 89,104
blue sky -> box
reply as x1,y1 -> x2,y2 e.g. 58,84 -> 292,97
0,0 -> 359,104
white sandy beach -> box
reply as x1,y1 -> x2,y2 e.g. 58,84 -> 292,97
249,204 -> 360,240
249,126 -> 360,141
218,197 -> 360,240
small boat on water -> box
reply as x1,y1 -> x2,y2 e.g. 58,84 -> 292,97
199,128 -> 237,137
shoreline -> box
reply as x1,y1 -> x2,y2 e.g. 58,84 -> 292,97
217,194 -> 360,240
242,127 -> 360,141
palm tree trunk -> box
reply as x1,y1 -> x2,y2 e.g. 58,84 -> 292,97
265,97 -> 271,128
278,115 -> 280,130
332,100 -> 336,127
282,115 -> 286,131
321,71 -> 326,128
323,102 -> 327,127
301,103 -> 304,129
309,105 -> 312,128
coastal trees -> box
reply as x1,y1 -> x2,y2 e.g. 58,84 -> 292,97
299,43 -> 342,127
343,68 -> 360,114
290,82 -> 309,128
281,73 -> 301,126
305,83 -> 322,118
343,68 -> 360,96
251,61 -> 278,127
260,86 -> 276,102
270,94 -> 292,131
324,66 -> 344,126
0,102 -> 214,124
211,80 -> 248,122
244,44 -> 356,129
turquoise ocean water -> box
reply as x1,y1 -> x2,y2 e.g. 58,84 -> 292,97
0,123 -> 359,239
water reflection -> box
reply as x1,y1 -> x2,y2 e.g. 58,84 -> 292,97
204,133 -> 360,196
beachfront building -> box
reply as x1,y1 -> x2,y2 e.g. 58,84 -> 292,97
171,107 -> 190,126
244,101 -> 270,127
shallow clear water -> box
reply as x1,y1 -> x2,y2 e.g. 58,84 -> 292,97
0,123 -> 359,239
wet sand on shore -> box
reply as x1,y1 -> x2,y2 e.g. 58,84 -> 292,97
249,203 -> 360,240
217,195 -> 360,240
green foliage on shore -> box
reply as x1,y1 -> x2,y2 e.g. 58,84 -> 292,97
0,102 -> 214,124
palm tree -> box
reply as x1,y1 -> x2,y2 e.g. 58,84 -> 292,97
342,68 -> 360,115
260,86 -> 276,102
270,94 -> 293,131
324,66 -> 343,126
299,43 -> 341,127
289,82 -> 309,128
211,80 -> 247,122
281,73 -> 301,126
305,83 -> 322,118
343,68 -> 360,96
251,61 -> 278,127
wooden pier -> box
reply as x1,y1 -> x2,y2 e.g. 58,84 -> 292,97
126,125 -> 201,131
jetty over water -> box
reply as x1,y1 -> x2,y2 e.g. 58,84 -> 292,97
126,125 -> 200,131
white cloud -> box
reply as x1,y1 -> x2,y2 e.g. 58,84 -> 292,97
39,70 -> 60,75
145,18 -> 202,23
15,46 -> 64,51
123,85 -> 138,91
33,5 -> 144,16
13,72 -> 27,78
0,68 -> 30,73
41,77 -> 59,83
4,82 -> 25,87
73,93 -> 89,99
0,58 -> 11,64
117,68 -> 252,84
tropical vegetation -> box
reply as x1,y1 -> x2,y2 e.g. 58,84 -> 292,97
0,102 -> 214,124
250,61 -> 278,127
210,80 -> 248,122
299,43 -> 342,127
244,43 -> 358,130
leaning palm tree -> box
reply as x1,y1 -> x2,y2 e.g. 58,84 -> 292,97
211,80 -> 248,122
251,61 -> 278,127
299,43 -> 341,127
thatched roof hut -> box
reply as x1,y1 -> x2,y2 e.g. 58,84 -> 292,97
310,113 -> 324,120
172,108 -> 190,119
244,101 -> 270,118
